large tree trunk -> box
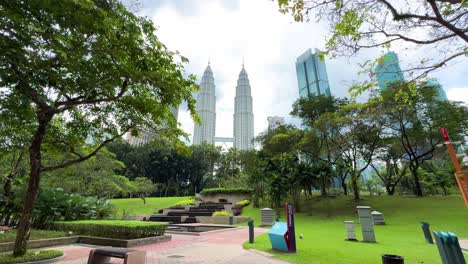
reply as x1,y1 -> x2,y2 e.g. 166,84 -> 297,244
409,162 -> 423,196
351,174 -> 360,200
341,178 -> 348,195
13,116 -> 50,257
320,173 -> 327,196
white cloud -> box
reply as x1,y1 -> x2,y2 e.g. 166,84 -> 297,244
141,0 -> 468,144
447,88 -> 468,103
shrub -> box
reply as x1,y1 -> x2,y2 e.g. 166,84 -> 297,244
52,220 -> 168,239
200,188 -> 252,195
235,200 -> 250,207
31,188 -> 114,228
0,250 -> 63,264
172,198 -> 195,207
212,211 -> 230,217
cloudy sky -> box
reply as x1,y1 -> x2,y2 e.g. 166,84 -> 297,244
135,0 -> 468,144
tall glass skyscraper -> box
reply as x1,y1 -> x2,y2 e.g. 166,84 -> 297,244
193,63 -> 216,145
295,48 -> 331,97
234,65 -> 254,150
375,51 -> 404,91
424,80 -> 448,101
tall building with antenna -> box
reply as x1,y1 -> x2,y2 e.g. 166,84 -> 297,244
193,62 -> 216,144
233,62 -> 254,150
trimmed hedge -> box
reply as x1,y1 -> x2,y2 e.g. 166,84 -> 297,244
212,210 -> 230,217
0,250 -> 63,264
235,200 -> 250,207
200,188 -> 252,195
52,220 -> 167,239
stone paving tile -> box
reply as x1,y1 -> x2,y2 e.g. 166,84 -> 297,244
51,227 -> 287,264
460,239 -> 468,252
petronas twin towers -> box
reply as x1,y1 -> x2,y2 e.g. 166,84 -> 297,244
193,63 -> 254,150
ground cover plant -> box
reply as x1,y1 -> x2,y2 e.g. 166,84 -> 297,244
200,188 -> 252,195
212,211 -> 230,217
52,220 -> 168,239
110,196 -> 190,215
0,250 -> 63,264
243,195 -> 468,264
172,198 -> 195,207
0,230 -> 67,243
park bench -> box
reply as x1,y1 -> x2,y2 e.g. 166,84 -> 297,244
87,247 -> 145,264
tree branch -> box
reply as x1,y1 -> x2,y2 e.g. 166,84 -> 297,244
41,128 -> 131,172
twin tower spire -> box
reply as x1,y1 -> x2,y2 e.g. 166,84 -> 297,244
193,62 -> 254,150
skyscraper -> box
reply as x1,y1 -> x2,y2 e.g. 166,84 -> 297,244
295,48 -> 331,97
234,64 -> 254,150
127,106 -> 179,146
424,80 -> 448,101
375,51 -> 404,91
193,63 -> 216,145
267,116 -> 285,130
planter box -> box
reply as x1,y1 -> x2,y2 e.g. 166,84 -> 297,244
0,235 -> 171,252
79,234 -> 171,247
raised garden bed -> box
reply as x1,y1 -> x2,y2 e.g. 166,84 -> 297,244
52,220 -> 167,239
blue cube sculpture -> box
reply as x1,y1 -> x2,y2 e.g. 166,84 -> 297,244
268,222 -> 289,252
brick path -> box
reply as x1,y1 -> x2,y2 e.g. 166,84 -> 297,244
51,227 -> 288,264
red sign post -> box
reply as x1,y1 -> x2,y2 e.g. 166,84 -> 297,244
440,128 -> 468,208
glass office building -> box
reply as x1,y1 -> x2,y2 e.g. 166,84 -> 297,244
375,52 -> 405,91
295,49 -> 331,97
424,80 -> 448,101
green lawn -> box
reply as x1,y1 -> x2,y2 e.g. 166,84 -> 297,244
0,250 -> 63,264
242,195 -> 468,264
110,196 -> 190,215
0,230 -> 67,243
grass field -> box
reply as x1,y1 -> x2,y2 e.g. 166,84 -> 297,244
110,196 -> 190,215
242,195 -> 468,264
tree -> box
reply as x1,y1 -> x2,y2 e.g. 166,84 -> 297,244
419,160 -> 455,195
371,83 -> 466,196
131,177 -> 156,204
42,148 -> 127,198
0,0 -> 197,256
370,139 -> 408,195
276,0 -> 467,83
316,103 -> 382,200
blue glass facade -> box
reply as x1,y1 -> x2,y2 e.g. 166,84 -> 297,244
375,52 -> 404,91
295,49 -> 331,97
424,80 -> 448,101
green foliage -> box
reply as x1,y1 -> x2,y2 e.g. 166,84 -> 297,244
52,220 -> 168,239
212,210 -> 230,217
235,200 -> 251,207
1,0 -> 199,255
172,198 -> 195,207
32,188 -> 114,228
200,188 -> 253,195
0,250 -> 63,264
0,230 -> 67,243
107,142 -> 220,196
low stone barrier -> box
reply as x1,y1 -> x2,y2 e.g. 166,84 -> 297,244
196,216 -> 251,225
0,235 -> 171,252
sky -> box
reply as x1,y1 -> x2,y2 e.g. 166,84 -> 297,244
135,0 -> 468,144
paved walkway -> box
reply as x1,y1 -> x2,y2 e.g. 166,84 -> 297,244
460,239 -> 468,253
51,227 -> 288,264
